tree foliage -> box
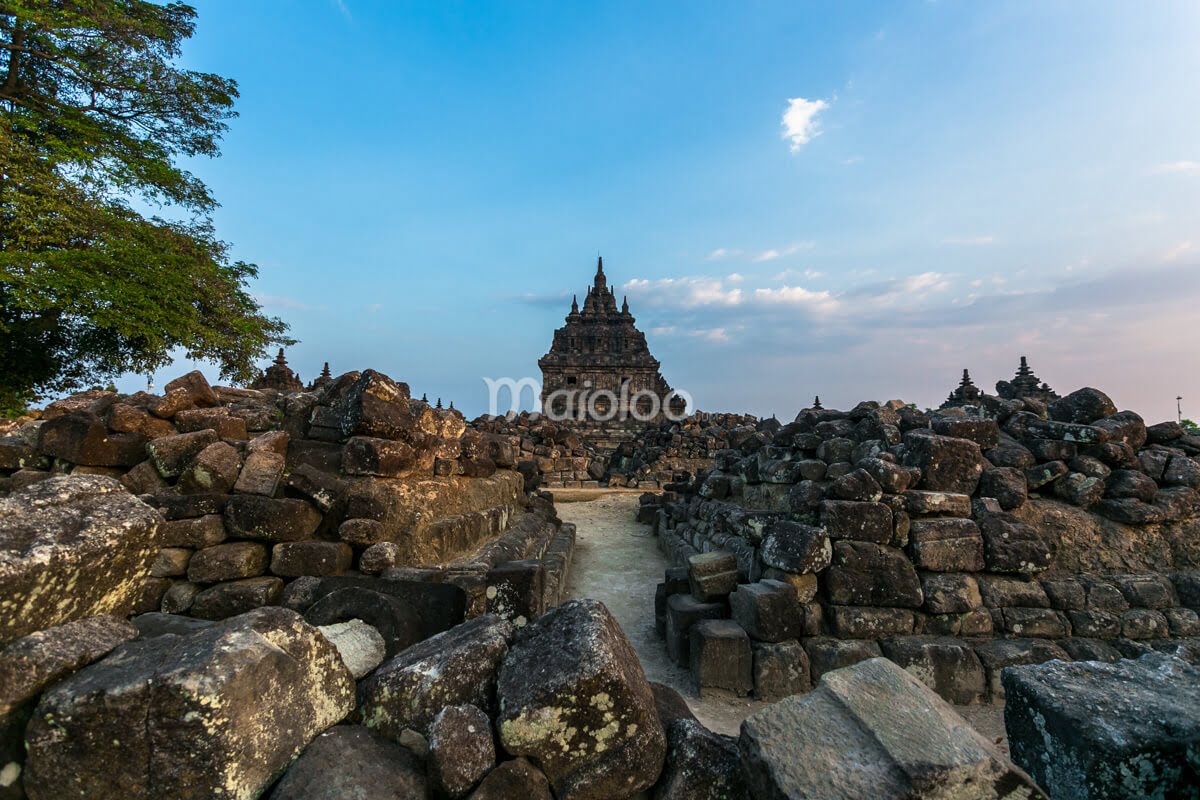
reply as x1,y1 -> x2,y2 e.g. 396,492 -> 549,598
0,1 -> 291,408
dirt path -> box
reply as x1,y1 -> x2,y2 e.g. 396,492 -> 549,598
558,491 -> 765,735
555,489 -> 1010,750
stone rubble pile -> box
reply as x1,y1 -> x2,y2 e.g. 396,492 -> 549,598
1,587 -> 1062,800
604,412 -> 763,489
472,412 -> 606,490
643,386 -> 1200,705
0,369 -> 576,626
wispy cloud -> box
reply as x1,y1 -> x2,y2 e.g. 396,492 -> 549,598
753,286 -> 840,314
1164,241 -> 1194,261
1152,161 -> 1200,175
624,277 -> 743,307
726,273 -> 745,283
773,268 -> 825,281
332,0 -> 352,19
781,97 -> 830,152
753,242 -> 815,262
706,248 -> 740,261
941,235 -> 996,246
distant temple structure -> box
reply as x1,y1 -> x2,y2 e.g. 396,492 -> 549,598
251,349 -> 304,392
308,362 -> 333,391
996,356 -> 1058,404
941,368 -> 984,409
538,257 -> 684,447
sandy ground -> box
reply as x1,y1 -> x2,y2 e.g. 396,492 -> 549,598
556,490 -> 1009,750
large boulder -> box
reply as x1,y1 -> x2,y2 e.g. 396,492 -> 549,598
0,476 -> 163,645
0,615 -> 137,717
267,725 -> 427,800
653,719 -> 748,800
359,613 -> 514,737
1003,653 -> 1200,799
902,432 -> 985,495
496,598 -> 667,800
23,607 -> 355,800
1049,388 -> 1117,425
738,657 -> 1044,799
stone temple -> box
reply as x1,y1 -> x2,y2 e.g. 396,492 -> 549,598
538,257 -> 684,449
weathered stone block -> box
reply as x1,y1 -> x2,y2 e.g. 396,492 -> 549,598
187,542 -> 267,583
880,636 -> 987,705
146,430 -> 219,478
972,638 -> 1070,700
803,637 -> 882,682
907,518 -> 984,572
233,449 -> 286,497
360,614 -> 513,737
729,580 -> 802,642
428,704 -> 495,798
978,511 -> 1052,573
920,573 -> 981,614
689,619 -> 752,697
902,489 -> 972,517
342,436 -> 417,477
902,431 -> 985,495
823,541 -> 923,608
665,594 -> 726,667
224,496 -> 322,542
23,608 -> 354,800
820,500 -> 892,543
0,476 -> 163,645
751,640 -> 810,702
267,725 -> 427,800
977,575 -> 1049,609
829,606 -> 914,638
270,541 -> 353,578
496,599 -> 666,800
739,658 -> 1041,799
1003,653 -> 1200,799
189,576 -> 283,620
759,520 -> 831,574
687,551 -> 738,601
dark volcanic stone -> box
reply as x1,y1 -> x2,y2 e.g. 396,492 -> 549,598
907,518 -> 984,572
879,636 -> 986,704
690,619 -> 753,697
1003,653 -> 1200,799
360,613 -> 513,737
739,658 -> 1041,799
820,500 -> 892,544
759,520 -> 831,574
0,616 -> 137,718
824,542 -> 923,608
36,412 -> 147,467
827,469 -> 883,502
977,511 -> 1053,574
468,757 -> 553,800
428,704 -> 495,798
751,640 -> 811,702
496,599 -> 666,800
268,725 -> 427,800
977,467 -> 1028,510
146,430 -> 219,478
654,719 -> 748,800
189,577 -> 283,620
0,476 -> 163,645
1105,469 -> 1158,501
304,586 -> 422,658
187,542 -> 267,583
224,495 -> 322,542
23,607 -> 354,800
1049,387 -> 1117,425
729,580 -> 803,642
269,541 -> 353,578
902,431 -> 985,495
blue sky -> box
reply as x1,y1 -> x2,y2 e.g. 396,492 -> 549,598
125,0 -> 1200,423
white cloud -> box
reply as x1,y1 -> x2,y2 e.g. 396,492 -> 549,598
706,248 -> 734,260
753,242 -> 814,262
842,155 -> 864,165
624,277 -> 743,307
367,303 -> 383,313
781,97 -> 830,152
253,293 -> 312,311
901,271 -> 952,293
941,235 -> 996,246
689,328 -> 732,342
1152,161 -> 1200,175
773,268 -> 824,281
727,273 -> 745,283
1164,241 -> 1194,261
753,286 -> 840,314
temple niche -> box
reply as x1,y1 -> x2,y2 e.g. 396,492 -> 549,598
538,257 -> 685,429
996,355 -> 1059,404
941,368 -> 984,409
251,349 -> 304,392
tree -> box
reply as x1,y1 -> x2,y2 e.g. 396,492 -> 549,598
0,1 -> 291,409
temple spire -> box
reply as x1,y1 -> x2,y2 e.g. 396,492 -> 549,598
593,255 -> 607,291
571,294 -> 579,313
813,395 -> 823,410
621,295 -> 629,314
